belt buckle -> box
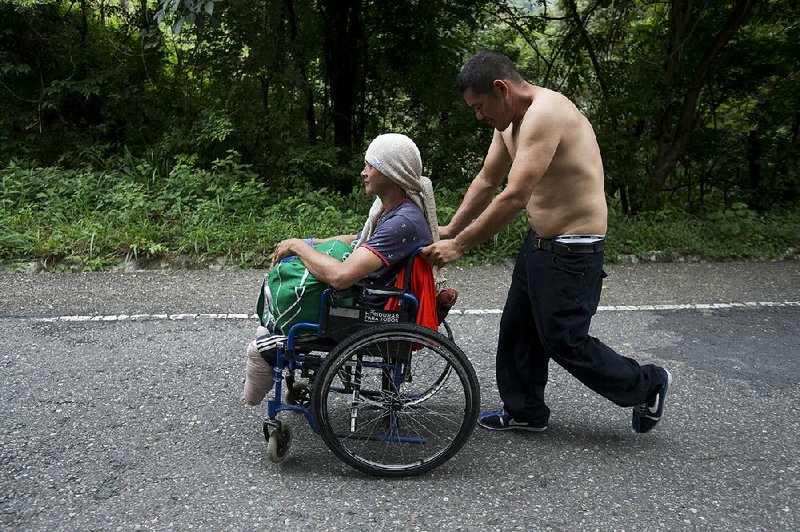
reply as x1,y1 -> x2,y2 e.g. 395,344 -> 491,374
552,241 -> 570,255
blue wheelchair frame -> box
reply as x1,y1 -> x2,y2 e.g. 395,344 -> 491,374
263,248 -> 423,435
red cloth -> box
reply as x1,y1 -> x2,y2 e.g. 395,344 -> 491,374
383,256 -> 438,331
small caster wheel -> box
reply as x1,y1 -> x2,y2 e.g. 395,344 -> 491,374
286,382 -> 312,407
267,422 -> 292,463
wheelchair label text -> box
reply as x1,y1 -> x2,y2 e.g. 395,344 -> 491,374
363,310 -> 400,323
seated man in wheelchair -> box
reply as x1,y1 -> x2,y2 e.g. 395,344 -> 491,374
243,133 -> 456,406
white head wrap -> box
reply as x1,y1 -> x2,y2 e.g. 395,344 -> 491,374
354,133 -> 440,249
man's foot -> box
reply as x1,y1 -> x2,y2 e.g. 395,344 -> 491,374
632,369 -> 672,433
436,286 -> 459,323
242,340 -> 275,406
477,410 -> 547,432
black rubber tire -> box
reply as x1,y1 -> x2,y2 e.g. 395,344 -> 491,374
267,422 -> 292,463
312,323 -> 480,477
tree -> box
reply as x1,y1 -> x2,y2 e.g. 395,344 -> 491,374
5,0 -> 796,213
646,0 -> 759,210
0,0 -> 170,164
317,0 -> 363,149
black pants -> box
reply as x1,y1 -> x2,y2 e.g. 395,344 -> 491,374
497,232 -> 664,425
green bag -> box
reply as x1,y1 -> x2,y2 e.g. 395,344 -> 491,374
257,239 -> 355,333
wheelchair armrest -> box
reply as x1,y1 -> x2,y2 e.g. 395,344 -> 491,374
331,286 -> 359,299
361,287 -> 406,298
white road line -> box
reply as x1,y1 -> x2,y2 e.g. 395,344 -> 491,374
2,301 -> 798,323
456,301 -> 800,314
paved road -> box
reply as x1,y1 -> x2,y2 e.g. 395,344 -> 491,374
1,261 -> 799,530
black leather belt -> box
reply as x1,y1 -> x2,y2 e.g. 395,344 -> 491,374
532,235 -> 605,255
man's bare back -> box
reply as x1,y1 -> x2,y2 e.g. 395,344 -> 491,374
501,87 -> 607,238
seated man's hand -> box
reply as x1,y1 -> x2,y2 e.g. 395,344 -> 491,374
271,238 -> 304,268
423,239 -> 464,268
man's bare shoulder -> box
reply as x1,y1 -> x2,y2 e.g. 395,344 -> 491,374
521,87 -> 576,134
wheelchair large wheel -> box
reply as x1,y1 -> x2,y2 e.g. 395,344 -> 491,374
313,323 -> 480,477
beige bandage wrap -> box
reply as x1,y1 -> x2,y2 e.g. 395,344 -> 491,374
242,325 -> 274,406
354,133 -> 440,250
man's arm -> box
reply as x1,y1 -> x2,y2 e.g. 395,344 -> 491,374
311,234 -> 357,245
425,101 -> 563,266
441,131 -> 511,239
272,239 -> 382,290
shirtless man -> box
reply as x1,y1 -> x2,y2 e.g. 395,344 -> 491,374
424,51 -> 671,434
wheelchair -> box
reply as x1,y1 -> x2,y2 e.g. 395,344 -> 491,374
260,248 -> 480,477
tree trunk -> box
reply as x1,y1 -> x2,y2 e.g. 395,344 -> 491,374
284,0 -> 317,145
260,75 -> 270,114
79,0 -> 89,45
564,0 -> 632,213
747,128 -> 764,210
645,0 -> 758,210
317,0 -> 363,149
139,0 -> 148,29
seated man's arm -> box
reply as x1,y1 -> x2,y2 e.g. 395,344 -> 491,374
311,234 -> 357,245
272,239 -> 382,290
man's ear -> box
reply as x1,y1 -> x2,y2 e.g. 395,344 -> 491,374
493,80 -> 508,96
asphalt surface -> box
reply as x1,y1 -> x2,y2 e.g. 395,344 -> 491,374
1,260 -> 799,530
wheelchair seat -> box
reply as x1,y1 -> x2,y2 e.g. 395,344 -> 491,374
287,247 -> 439,346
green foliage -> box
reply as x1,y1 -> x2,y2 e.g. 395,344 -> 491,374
705,202 -> 757,238
0,155 -> 366,269
1,1 -> 171,165
0,0 -> 798,273
3,159 -> 797,270
607,203 -> 800,261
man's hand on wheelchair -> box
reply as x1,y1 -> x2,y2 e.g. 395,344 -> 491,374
423,239 -> 464,267
438,223 -> 456,240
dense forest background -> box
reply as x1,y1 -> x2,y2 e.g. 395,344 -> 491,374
1,0 -> 798,269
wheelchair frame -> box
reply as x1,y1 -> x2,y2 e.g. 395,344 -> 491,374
260,248 -> 480,477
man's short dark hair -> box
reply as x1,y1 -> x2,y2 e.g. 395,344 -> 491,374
456,51 -> 524,95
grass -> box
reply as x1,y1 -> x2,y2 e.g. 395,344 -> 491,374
1,157 -> 798,272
